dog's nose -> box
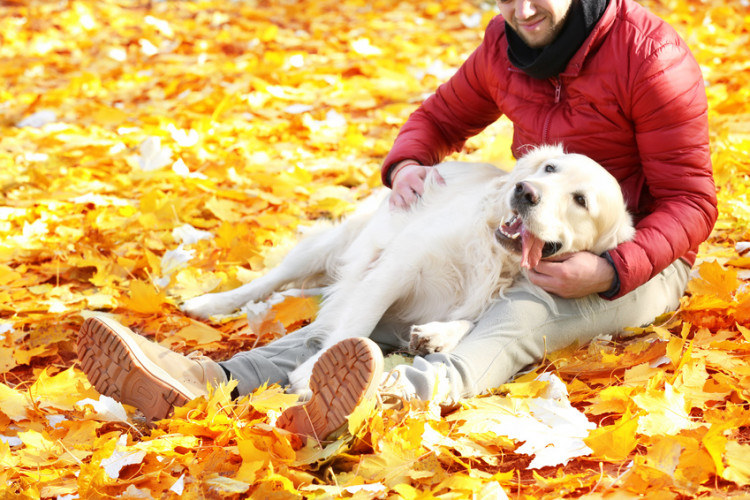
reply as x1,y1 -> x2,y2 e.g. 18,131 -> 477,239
514,182 -> 540,206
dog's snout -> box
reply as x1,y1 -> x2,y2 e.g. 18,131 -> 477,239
514,182 -> 540,206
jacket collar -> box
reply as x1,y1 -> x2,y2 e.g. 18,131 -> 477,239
562,0 -> 618,76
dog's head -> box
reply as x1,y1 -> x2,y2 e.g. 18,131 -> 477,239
495,145 -> 634,268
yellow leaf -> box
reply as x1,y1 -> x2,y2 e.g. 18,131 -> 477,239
124,280 -> 168,314
348,394 -> 377,437
175,319 -> 223,344
14,344 -> 53,366
246,385 -> 299,414
30,367 -> 99,412
392,483 -> 419,500
0,440 -> 19,469
205,197 -> 241,223
666,336 -> 685,367
0,264 -> 22,286
633,384 -> 699,436
237,439 -> 267,483
588,385 -> 636,415
645,435 -> 685,478
18,429 -> 63,463
584,410 -> 639,461
203,474 -> 251,495
0,382 -> 28,421
271,296 -> 319,330
675,433 -> 714,486
687,260 -> 738,303
722,441 -> 750,486
133,433 -> 201,456
499,379 -> 549,398
737,323 -> 750,342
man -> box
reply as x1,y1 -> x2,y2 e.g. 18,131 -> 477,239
78,0 -> 716,442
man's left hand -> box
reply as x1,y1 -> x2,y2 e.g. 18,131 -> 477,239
527,251 -> 615,298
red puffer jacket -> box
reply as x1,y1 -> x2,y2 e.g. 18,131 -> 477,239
381,0 -> 717,299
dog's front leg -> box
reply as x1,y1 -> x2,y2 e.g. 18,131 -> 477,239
182,223 -> 353,318
181,274 -> 285,319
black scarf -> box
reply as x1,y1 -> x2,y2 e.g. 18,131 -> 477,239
506,0 -> 609,79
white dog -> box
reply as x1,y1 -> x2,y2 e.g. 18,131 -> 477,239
182,145 -> 634,395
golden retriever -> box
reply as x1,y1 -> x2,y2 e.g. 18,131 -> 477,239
182,144 -> 634,395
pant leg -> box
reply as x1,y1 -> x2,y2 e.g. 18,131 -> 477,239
220,316 -> 411,396
389,260 -> 691,404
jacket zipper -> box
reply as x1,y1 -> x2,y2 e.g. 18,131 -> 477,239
542,77 -> 562,142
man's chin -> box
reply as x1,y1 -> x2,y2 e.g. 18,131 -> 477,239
518,31 -> 556,49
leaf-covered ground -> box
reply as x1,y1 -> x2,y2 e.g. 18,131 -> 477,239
1,0 -> 749,498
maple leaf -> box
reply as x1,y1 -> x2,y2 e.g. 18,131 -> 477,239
585,409 -> 639,461
687,260 -> 738,303
449,374 -> 595,469
124,280 -> 169,314
633,383 -> 701,436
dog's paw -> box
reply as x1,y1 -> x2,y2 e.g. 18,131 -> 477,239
181,293 -> 237,319
409,320 -> 473,355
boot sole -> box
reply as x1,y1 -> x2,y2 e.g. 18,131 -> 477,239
77,316 -> 196,421
276,337 -> 384,441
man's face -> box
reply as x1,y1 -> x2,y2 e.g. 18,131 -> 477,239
497,0 -> 575,48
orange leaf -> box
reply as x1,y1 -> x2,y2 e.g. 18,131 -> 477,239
175,319 -> 223,345
124,280 -> 168,314
271,296 -> 319,330
687,260 -> 738,303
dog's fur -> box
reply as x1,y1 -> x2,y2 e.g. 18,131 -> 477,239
182,145 -> 634,395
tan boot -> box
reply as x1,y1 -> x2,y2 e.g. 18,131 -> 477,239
276,337 -> 384,442
77,316 -> 227,421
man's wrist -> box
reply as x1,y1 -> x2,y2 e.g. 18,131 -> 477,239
599,251 -> 621,298
387,159 -> 420,187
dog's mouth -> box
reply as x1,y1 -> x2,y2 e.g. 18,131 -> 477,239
495,213 -> 562,269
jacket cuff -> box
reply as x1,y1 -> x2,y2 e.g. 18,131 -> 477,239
383,162 -> 400,188
599,251 -> 621,299
384,159 -> 420,188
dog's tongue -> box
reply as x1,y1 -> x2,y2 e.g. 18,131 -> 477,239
521,227 -> 545,269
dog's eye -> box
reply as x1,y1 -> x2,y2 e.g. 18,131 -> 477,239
573,193 -> 587,208
544,163 -> 557,173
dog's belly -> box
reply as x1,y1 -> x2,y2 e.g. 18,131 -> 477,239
386,261 -> 505,326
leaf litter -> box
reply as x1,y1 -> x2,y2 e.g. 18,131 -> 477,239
1,0 -> 750,498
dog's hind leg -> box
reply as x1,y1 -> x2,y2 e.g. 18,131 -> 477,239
287,253 -> 419,394
181,219 -> 363,319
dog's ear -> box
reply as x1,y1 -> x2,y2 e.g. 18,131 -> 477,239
591,208 -> 635,254
519,144 -> 565,168
509,144 -> 564,183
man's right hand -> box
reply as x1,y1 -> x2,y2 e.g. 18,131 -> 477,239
389,162 -> 443,209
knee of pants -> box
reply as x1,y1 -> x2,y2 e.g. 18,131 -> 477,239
481,291 -> 558,333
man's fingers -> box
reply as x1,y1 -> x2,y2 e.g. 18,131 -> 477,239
431,168 -> 446,186
389,189 -> 418,210
389,192 -> 404,210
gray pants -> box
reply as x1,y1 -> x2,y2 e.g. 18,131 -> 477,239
221,259 -> 691,403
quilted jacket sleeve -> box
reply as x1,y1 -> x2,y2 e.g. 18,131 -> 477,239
606,39 -> 717,298
381,17 -> 506,186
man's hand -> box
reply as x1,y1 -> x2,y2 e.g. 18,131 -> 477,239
527,251 -> 615,298
389,162 -> 444,209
